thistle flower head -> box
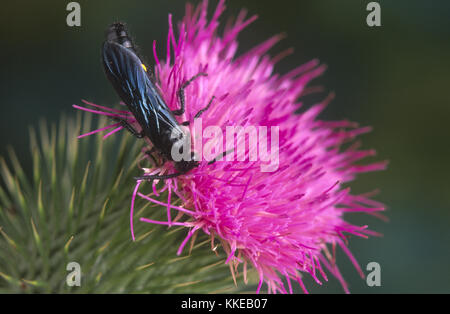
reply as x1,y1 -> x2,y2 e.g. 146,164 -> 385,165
75,0 -> 387,293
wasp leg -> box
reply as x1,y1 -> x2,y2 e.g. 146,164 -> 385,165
208,149 -> 233,165
134,172 -> 185,181
113,118 -> 143,138
194,96 -> 215,119
180,96 -> 215,127
173,72 -> 208,116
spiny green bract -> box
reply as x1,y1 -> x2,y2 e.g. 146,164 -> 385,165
0,112 -> 252,293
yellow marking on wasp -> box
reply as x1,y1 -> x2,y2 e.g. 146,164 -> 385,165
141,64 -> 147,72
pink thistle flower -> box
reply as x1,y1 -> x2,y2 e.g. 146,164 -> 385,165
75,0 -> 387,293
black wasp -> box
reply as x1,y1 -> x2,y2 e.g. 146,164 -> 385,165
102,22 -> 215,181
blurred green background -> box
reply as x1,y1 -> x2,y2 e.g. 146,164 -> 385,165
1,0 -> 449,293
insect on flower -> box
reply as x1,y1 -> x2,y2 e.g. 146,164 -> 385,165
75,0 -> 388,294
102,22 -> 215,181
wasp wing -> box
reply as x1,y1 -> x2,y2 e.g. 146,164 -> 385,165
102,41 -> 182,146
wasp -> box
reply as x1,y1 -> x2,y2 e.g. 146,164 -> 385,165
102,22 -> 215,181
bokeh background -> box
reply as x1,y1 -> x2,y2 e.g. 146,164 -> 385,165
1,0 -> 449,293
